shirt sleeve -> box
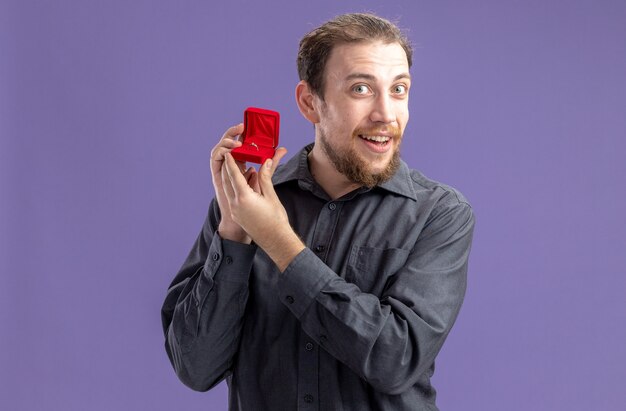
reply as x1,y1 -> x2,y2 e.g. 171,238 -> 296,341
276,198 -> 475,395
161,199 -> 257,391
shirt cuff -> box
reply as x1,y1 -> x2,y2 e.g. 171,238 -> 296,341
203,233 -> 257,284
277,248 -> 336,319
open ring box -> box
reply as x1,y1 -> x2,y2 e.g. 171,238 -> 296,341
231,107 -> 280,164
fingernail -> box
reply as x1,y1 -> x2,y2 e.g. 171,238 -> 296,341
265,159 -> 273,169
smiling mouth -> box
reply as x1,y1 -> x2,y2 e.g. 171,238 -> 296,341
358,134 -> 391,145
358,135 -> 393,153
355,126 -> 401,152
356,134 -> 394,154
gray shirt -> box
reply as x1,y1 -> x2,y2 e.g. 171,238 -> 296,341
162,144 -> 475,411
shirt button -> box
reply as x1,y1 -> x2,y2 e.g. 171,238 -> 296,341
304,394 -> 314,403
225,256 -> 233,264
319,334 -> 327,343
286,296 -> 295,304
212,253 -> 220,261
305,342 -> 314,351
328,202 -> 336,210
315,245 -> 325,253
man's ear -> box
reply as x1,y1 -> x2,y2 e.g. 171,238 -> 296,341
295,81 -> 321,124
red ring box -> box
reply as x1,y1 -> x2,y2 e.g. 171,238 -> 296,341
231,107 -> 280,164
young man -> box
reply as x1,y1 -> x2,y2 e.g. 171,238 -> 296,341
162,13 -> 475,411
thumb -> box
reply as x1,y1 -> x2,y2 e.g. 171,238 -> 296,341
259,148 -> 287,195
259,158 -> 275,196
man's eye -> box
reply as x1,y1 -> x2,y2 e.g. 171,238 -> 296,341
353,85 -> 370,94
393,84 -> 407,94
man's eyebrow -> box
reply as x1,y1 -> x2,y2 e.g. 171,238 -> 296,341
394,73 -> 412,81
344,72 -> 412,82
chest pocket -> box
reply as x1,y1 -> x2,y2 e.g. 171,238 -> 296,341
345,245 -> 410,297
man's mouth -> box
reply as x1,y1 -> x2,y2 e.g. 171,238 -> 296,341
358,135 -> 391,144
354,126 -> 401,153
356,133 -> 395,154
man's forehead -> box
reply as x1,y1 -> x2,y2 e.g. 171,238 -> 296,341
326,41 -> 410,80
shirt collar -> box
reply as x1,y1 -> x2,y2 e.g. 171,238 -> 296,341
377,158 -> 418,201
272,143 -> 315,186
272,143 -> 417,201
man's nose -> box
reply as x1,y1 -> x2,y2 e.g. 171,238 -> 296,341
369,93 -> 395,124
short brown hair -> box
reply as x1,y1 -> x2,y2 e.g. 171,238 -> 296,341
297,13 -> 413,99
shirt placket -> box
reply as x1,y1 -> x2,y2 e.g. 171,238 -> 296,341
297,199 -> 342,411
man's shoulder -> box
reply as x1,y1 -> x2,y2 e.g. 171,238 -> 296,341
405,167 -> 472,210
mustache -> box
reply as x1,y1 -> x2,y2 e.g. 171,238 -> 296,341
353,126 -> 402,139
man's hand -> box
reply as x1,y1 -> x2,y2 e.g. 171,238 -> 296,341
221,149 -> 306,271
210,124 -> 259,244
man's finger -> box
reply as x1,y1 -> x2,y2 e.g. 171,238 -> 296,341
221,161 -> 236,203
219,138 -> 243,151
262,147 -> 288,178
211,146 -> 235,163
220,123 -> 244,141
223,152 -> 251,198
244,167 -> 259,188
236,159 -> 247,174
268,148 -> 288,174
211,138 -> 244,162
212,147 -> 248,176
212,123 -> 244,161
259,148 -> 288,196
247,169 -> 260,193
243,166 -> 254,179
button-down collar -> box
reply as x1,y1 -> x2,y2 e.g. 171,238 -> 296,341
272,143 -> 417,201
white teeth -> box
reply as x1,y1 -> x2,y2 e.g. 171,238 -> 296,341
360,135 -> 390,142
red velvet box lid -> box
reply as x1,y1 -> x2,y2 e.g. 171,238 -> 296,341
231,107 -> 280,164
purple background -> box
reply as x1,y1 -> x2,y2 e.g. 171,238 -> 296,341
2,1 -> 625,410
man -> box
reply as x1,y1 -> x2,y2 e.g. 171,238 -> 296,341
162,13 -> 475,411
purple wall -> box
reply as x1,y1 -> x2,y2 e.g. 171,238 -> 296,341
2,1 -> 625,410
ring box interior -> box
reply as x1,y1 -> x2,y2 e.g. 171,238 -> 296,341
231,107 -> 280,164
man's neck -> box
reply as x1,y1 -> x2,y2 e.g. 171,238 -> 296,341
307,145 -> 361,200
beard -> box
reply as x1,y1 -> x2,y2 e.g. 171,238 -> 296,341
319,125 -> 402,188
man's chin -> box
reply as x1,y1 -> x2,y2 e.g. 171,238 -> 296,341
320,129 -> 401,187
359,148 -> 399,172
369,154 -> 394,170
356,154 -> 401,187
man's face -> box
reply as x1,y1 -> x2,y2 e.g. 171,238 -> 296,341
314,40 -> 410,187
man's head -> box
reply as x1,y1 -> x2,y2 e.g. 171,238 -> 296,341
297,13 -> 413,101
296,13 -> 413,187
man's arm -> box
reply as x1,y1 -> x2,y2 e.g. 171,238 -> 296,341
161,125 -> 259,391
161,199 -> 257,391
221,155 -> 475,394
